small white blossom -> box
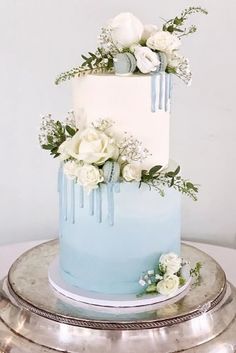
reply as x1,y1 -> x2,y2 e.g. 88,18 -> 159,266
159,253 -> 182,275
77,164 -> 104,192
122,164 -> 142,182
147,31 -> 181,53
134,46 -> 159,74
147,270 -> 154,276
156,274 -> 180,296
139,279 -> 146,287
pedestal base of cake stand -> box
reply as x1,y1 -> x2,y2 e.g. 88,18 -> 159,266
0,240 -> 236,353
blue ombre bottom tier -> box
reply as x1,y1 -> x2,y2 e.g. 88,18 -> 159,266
59,171 -> 181,295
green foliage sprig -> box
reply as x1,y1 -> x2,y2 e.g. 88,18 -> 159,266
40,119 -> 78,158
163,6 -> 208,37
55,49 -> 114,85
140,165 -> 199,201
190,261 -> 202,285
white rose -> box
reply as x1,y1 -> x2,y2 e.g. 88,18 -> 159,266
134,46 -> 159,74
77,164 -> 104,191
58,139 -> 71,161
63,160 -> 80,179
65,128 -> 118,165
159,252 -> 182,275
122,164 -> 142,182
109,12 -> 144,49
156,274 -> 180,296
147,31 -> 181,54
141,24 -> 158,42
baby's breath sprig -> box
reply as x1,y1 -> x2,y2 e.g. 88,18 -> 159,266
117,133 -> 151,164
163,6 -> 208,37
140,165 -> 199,200
39,114 -> 78,158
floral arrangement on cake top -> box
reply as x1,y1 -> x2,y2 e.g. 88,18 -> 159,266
55,7 -> 207,85
138,252 -> 202,297
39,112 -> 198,200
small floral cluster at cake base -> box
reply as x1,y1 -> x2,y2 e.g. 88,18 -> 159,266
138,252 -> 202,297
39,113 -> 198,199
55,7 -> 207,85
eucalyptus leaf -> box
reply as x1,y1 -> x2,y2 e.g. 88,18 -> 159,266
66,125 -> 77,137
149,165 -> 162,176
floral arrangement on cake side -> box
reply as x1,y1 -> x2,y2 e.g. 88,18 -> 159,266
138,252 -> 202,297
55,7 -> 207,85
39,112 -> 198,200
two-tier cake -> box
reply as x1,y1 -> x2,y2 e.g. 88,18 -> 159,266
39,8 -> 207,305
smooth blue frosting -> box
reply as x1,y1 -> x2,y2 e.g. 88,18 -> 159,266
59,172 -> 181,295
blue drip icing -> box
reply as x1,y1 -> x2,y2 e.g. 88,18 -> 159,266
107,183 -> 114,226
114,182 -> 120,193
96,186 -> 102,223
165,74 -> 170,112
89,190 -> 95,216
63,176 -> 68,221
70,180 -> 75,224
151,74 -> 158,112
79,186 -> 84,208
57,166 -> 62,193
159,73 -> 164,110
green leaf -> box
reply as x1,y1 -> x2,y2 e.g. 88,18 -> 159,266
167,25 -> 174,33
42,144 -> 53,150
174,17 -> 184,25
66,125 -> 77,137
174,166 -> 181,176
179,277 -> 186,286
149,165 -> 163,176
47,135 -> 53,144
81,54 -> 89,61
146,284 -> 157,293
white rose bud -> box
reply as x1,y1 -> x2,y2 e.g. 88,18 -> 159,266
58,139 -> 71,161
65,128 -> 118,166
141,24 -> 158,42
63,160 -> 80,179
156,274 -> 180,296
147,31 -> 181,54
122,164 -> 142,182
77,165 -> 104,192
109,12 -> 144,49
159,252 -> 182,275
134,46 -> 159,74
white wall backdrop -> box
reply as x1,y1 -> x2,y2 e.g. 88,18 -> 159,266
0,0 -> 236,246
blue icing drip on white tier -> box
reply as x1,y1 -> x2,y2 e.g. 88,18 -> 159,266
159,73 -> 165,110
107,183 -> 115,226
151,74 -> 158,112
89,190 -> 95,216
165,74 -> 170,112
151,73 -> 171,112
96,186 -> 102,223
79,186 -> 84,208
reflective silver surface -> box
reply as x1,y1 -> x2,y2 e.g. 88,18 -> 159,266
0,240 -> 236,353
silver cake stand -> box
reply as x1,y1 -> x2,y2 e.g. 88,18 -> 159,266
0,240 -> 236,353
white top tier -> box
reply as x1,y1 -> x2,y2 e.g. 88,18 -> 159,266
73,73 -> 171,168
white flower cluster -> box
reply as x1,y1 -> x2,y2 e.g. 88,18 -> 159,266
57,120 -> 147,192
139,252 -> 184,296
97,12 -> 191,84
